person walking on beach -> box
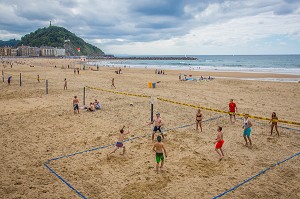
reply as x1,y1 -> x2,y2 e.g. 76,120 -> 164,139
243,114 -> 252,147
73,96 -> 79,114
229,99 -> 237,124
37,75 -> 40,83
270,112 -> 279,137
148,112 -> 164,142
196,109 -> 203,132
64,78 -> 67,90
8,75 -> 12,85
107,126 -> 130,158
153,135 -> 167,173
77,68 -> 80,75
111,78 -> 116,89
214,126 -> 224,160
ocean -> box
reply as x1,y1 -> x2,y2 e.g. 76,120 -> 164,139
89,55 -> 300,80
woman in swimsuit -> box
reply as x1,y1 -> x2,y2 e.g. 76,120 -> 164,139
270,112 -> 279,137
195,109 -> 203,132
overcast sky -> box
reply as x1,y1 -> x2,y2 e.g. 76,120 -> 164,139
0,0 -> 300,55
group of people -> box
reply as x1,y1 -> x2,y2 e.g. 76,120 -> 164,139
115,68 -> 122,74
155,69 -> 165,75
72,96 -> 102,114
75,92 -> 281,172
87,99 -> 102,112
73,68 -> 80,75
107,112 -> 167,173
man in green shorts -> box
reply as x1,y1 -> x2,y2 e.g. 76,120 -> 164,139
153,135 -> 167,173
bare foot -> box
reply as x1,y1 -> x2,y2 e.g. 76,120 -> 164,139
219,156 -> 224,161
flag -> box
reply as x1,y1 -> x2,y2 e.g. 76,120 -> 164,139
77,47 -> 81,52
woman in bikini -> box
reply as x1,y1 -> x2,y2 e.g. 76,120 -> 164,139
195,109 -> 203,132
270,112 -> 279,137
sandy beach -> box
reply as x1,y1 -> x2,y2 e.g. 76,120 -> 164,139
1,57 -> 300,199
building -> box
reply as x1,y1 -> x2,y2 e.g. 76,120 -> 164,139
28,47 -> 40,57
54,48 -> 66,57
40,46 -> 65,57
40,46 -> 55,56
17,45 -> 30,56
0,47 -> 12,56
1,45 -> 65,57
11,48 -> 17,56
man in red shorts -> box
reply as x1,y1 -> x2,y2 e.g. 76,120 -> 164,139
214,126 -> 224,160
229,99 -> 237,124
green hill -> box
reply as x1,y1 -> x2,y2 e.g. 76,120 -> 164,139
0,39 -> 20,47
19,26 -> 104,56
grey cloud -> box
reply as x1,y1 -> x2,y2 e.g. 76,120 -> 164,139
0,0 -> 300,50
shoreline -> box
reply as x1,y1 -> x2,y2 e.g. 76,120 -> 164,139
98,65 -> 300,81
2,57 -> 300,81
87,58 -> 300,77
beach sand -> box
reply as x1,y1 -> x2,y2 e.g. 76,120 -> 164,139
1,58 -> 300,199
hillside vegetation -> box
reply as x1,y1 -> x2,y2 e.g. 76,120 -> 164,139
19,26 -> 104,56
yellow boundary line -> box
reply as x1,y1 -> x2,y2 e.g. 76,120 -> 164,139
86,86 -> 300,126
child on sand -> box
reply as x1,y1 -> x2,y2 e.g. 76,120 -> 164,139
270,112 -> 279,137
153,135 -> 167,173
243,114 -> 252,147
73,96 -> 79,114
214,126 -> 224,160
107,126 -> 130,158
195,109 -> 203,132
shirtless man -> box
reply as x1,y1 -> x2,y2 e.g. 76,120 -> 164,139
214,126 -> 224,160
148,112 -> 164,141
107,126 -> 130,157
87,102 -> 95,112
153,135 -> 167,173
73,96 -> 79,114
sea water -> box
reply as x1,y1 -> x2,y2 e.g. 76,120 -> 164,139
89,55 -> 300,80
